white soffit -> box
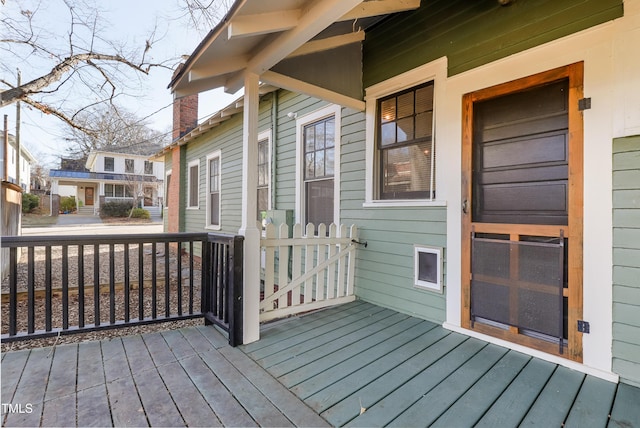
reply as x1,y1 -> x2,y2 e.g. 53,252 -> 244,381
171,0 -> 421,97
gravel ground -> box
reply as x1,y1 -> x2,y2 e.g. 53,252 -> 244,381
1,243 -> 205,352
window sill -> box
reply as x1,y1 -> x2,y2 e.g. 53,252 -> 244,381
186,206 -> 199,210
205,225 -> 221,231
363,200 -> 447,208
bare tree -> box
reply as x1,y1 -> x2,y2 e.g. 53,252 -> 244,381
179,0 -> 233,35
63,104 -> 169,161
0,0 -> 172,135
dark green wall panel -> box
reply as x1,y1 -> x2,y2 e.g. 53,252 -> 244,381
363,0 -> 623,87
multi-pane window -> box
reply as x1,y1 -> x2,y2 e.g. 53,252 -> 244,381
257,138 -> 269,221
125,159 -> 134,173
187,161 -> 199,208
378,81 -> 435,199
304,116 -> 335,226
144,161 -> 153,175
104,184 -> 132,197
208,155 -> 220,227
104,157 -> 115,172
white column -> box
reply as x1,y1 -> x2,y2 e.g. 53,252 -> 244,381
239,72 -> 261,344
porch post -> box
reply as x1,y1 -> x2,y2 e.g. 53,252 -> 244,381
239,71 -> 261,344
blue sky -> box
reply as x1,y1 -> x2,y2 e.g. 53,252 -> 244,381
0,0 -> 238,166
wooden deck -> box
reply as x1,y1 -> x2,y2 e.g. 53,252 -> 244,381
242,301 -> 640,428
2,300 -> 639,427
1,326 -> 327,427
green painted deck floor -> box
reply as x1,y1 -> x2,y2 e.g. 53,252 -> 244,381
2,300 -> 639,427
242,300 -> 640,428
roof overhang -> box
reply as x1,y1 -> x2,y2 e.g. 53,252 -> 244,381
169,0 -> 421,107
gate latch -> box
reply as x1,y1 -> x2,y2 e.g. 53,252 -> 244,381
577,320 -> 590,333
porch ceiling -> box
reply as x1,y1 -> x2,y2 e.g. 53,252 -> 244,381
170,0 -> 421,105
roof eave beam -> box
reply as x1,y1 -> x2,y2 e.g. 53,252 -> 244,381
286,31 -> 365,59
340,0 -> 421,21
261,70 -> 365,111
227,9 -> 301,39
224,0 -> 364,94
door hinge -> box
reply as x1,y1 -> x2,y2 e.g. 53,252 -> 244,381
578,98 -> 591,111
577,320 -> 590,333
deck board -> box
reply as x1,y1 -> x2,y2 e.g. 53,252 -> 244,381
609,383 -> 640,428
105,374 -> 148,427
278,314 -> 420,387
474,357 -> 557,427
430,350 -> 531,427
77,341 -> 105,391
76,384 -> 113,428
564,375 -> 617,428
0,348 -> 29,405
516,365 -> 585,426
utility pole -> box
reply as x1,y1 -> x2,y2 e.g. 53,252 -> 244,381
15,68 -> 21,188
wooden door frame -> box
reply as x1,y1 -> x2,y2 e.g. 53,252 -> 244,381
461,62 -> 584,362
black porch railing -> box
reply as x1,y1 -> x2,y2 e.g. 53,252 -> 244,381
1,232 -> 243,346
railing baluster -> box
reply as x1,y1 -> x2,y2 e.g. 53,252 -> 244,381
138,243 -> 144,321
9,247 -> 17,336
45,246 -> 52,332
165,241 -> 170,318
177,241 -> 182,316
222,244 -> 228,323
27,247 -> 35,334
94,244 -> 100,326
189,240 -> 194,315
152,242 -> 157,319
78,245 -> 85,328
124,243 -> 130,323
62,245 -> 69,330
109,243 -> 115,324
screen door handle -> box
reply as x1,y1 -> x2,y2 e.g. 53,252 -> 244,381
462,199 -> 468,214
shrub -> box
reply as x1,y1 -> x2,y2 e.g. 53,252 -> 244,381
131,208 -> 150,219
60,196 -> 77,213
100,201 -> 133,218
22,193 -> 40,213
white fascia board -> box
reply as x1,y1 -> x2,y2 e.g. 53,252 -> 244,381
228,9 -> 301,39
261,70 -> 365,111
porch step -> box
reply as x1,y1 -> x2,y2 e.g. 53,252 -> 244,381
143,206 -> 162,220
76,206 -> 95,215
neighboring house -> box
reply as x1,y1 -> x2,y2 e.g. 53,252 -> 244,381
2,134 -> 35,192
158,0 -> 640,388
49,150 -> 164,215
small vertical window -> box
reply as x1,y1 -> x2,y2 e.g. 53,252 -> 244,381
304,116 -> 335,227
187,160 -> 199,208
125,159 -> 134,173
257,138 -> 269,221
144,161 -> 153,175
104,157 -> 115,172
378,81 -> 435,200
207,153 -> 221,228
105,184 -> 114,197
165,172 -> 171,208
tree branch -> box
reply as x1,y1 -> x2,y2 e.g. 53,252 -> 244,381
21,97 -> 98,137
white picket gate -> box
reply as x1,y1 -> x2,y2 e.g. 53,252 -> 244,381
259,223 -> 358,322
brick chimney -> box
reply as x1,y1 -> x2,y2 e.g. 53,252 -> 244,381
172,93 -> 199,141
171,63 -> 199,141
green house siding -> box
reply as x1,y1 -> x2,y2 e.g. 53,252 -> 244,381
613,135 -> 640,387
363,0 -> 623,87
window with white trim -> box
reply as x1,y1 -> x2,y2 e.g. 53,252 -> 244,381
125,159 -> 134,173
206,151 -> 221,229
165,170 -> 172,208
144,161 -> 153,175
378,82 -> 435,199
257,130 -> 271,221
364,57 -> 446,206
104,157 -> 115,172
296,105 -> 341,229
187,160 -> 199,209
